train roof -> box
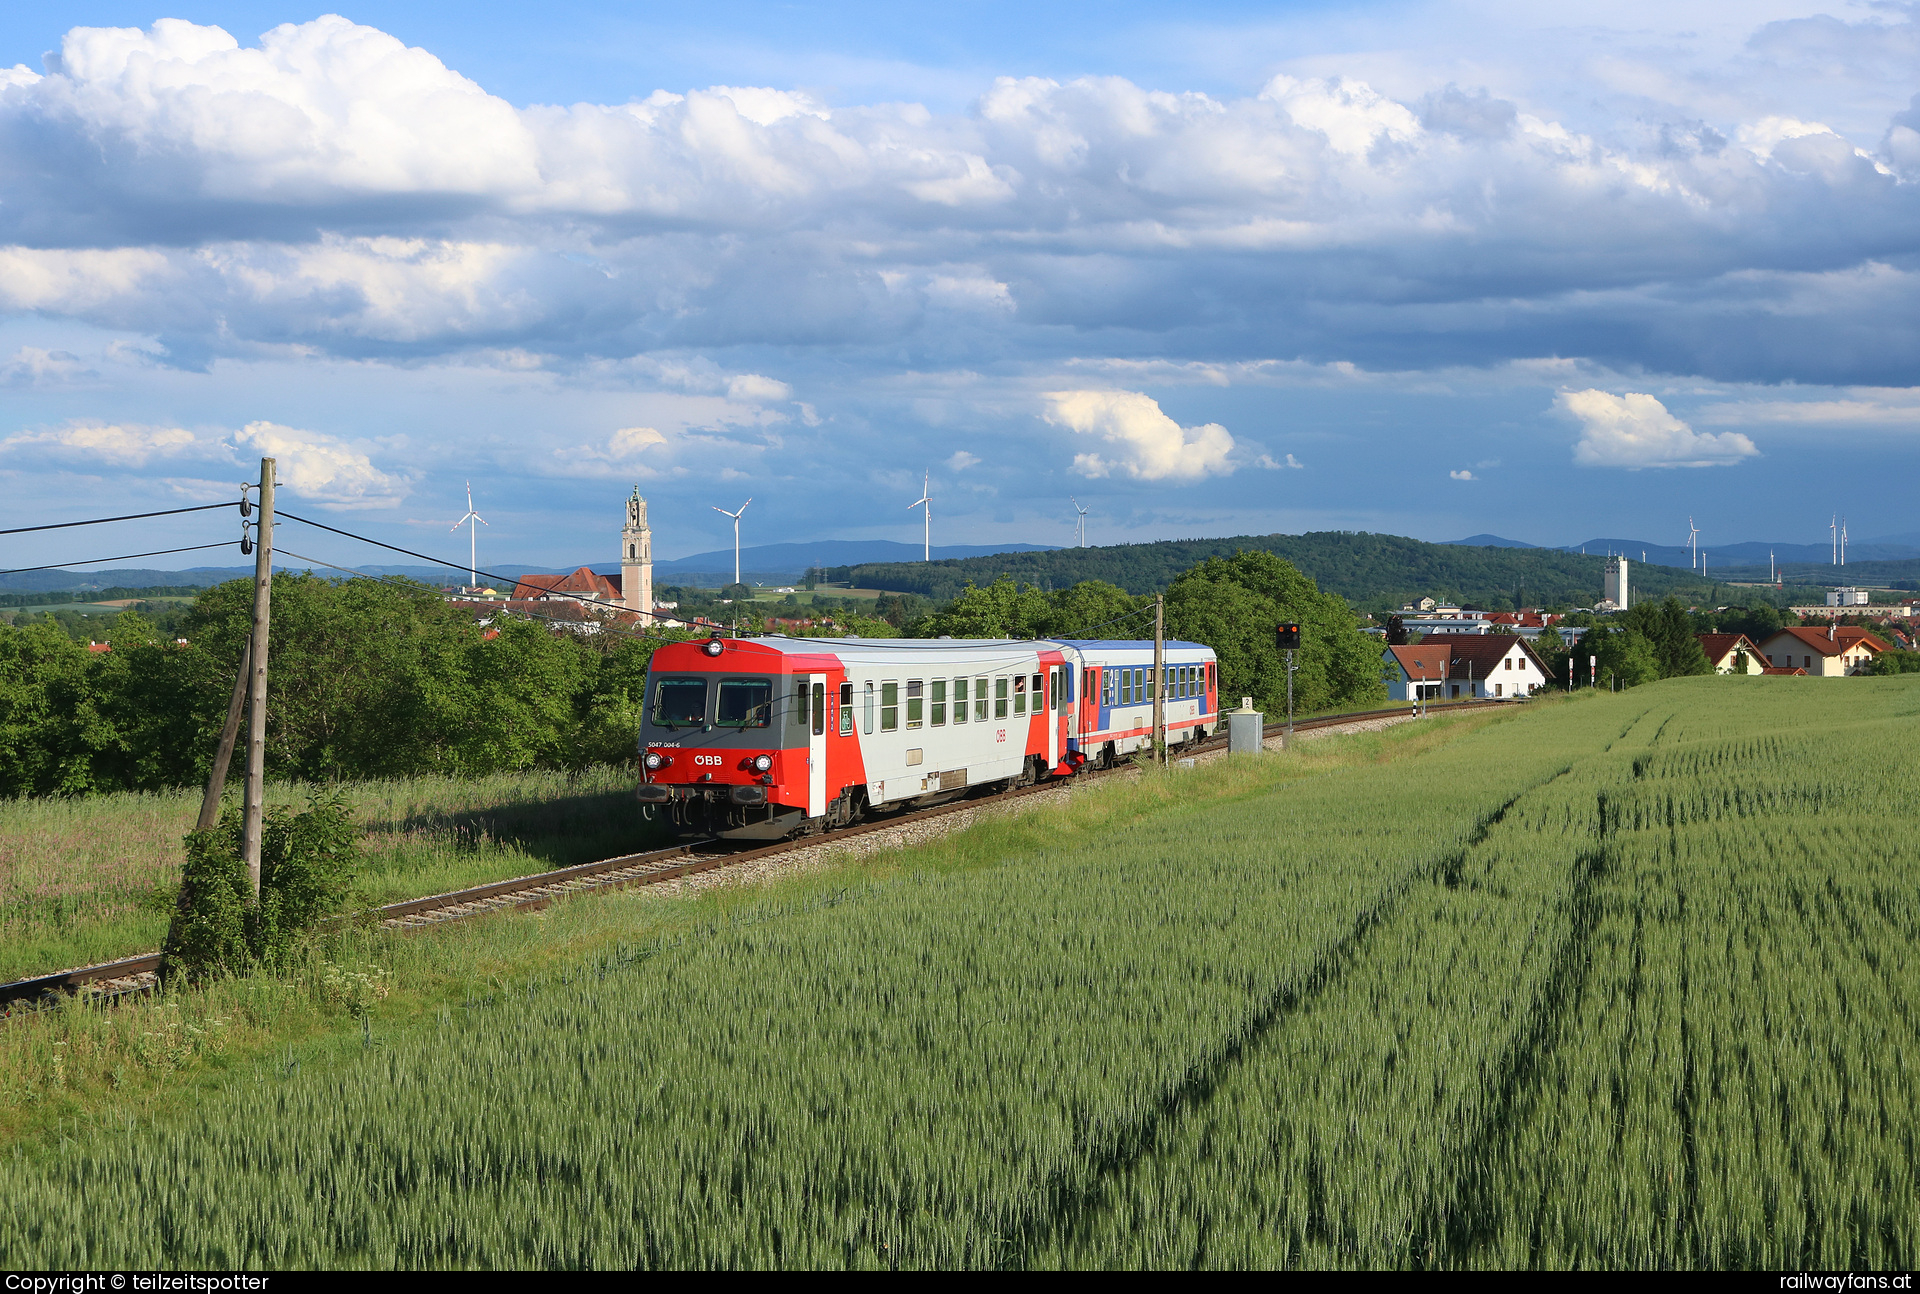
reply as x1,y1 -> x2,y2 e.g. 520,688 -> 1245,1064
699,635 -> 1212,665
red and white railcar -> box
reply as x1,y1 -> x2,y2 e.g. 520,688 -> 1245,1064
635,635 -> 1219,839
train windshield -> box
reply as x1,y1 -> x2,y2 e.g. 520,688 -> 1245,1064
714,677 -> 774,728
652,677 -> 708,728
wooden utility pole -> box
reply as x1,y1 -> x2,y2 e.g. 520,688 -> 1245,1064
241,458 -> 275,900
194,634 -> 251,832
1152,594 -> 1165,766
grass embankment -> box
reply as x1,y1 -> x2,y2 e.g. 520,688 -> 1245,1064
5,681 -> 1917,1269
0,767 -> 669,981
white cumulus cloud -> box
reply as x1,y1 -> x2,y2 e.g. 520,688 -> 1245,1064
1043,390 -> 1236,481
1450,469 -> 1477,480
233,420 -> 407,507
946,450 -> 981,471
1559,390 -> 1759,469
726,374 -> 792,402
0,420 -> 199,467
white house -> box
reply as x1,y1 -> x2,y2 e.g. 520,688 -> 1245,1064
1697,633 -> 1766,675
1756,625 -> 1890,677
1383,634 -> 1551,701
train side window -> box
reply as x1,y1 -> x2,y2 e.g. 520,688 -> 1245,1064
812,682 -> 825,737
995,676 -> 1009,719
1056,669 -> 1068,713
1118,670 -> 1128,706
975,677 -> 990,722
952,677 -> 967,724
1083,668 -> 1095,704
906,679 -> 923,729
1103,668 -> 1114,706
839,682 -> 854,735
1012,675 -> 1026,716
930,678 -> 946,726
881,681 -> 899,732
794,679 -> 810,732
863,681 -> 874,735
1031,673 -> 1044,712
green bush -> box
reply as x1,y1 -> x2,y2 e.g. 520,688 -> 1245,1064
162,793 -> 357,978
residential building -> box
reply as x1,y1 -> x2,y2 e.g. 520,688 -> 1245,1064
1697,633 -> 1766,675
1382,634 -> 1551,700
1790,603 -> 1911,620
1756,625 -> 1890,676
1827,587 -> 1870,606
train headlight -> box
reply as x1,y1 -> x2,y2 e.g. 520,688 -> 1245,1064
644,752 -> 668,771
752,754 -> 773,772
702,636 -> 724,657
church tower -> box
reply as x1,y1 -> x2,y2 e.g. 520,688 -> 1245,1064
622,485 -> 653,622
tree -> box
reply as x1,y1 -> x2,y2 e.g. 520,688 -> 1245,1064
720,582 -> 752,602
1165,550 -> 1385,714
1588,626 -> 1662,689
1618,596 -> 1711,679
1386,614 -> 1409,646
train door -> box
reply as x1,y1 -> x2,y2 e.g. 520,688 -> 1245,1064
1046,665 -> 1061,768
808,673 -> 827,817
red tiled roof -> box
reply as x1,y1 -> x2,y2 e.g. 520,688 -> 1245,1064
1386,644 -> 1448,681
1764,626 -> 1889,657
1416,633 -> 1552,676
510,566 -> 623,603
1697,633 -> 1763,665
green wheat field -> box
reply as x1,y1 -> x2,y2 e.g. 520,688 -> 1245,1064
3,677 -> 1914,1268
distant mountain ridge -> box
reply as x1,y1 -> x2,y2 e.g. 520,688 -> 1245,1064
1443,534 -> 1920,569
652,539 -> 1056,581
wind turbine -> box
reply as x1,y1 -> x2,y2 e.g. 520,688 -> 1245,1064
449,481 -> 488,588
1072,496 -> 1089,548
711,497 -> 752,586
908,470 -> 931,561
1831,515 -> 1839,565
1687,517 -> 1699,572
1841,517 -> 1848,566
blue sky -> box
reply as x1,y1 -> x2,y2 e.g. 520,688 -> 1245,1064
2,1 -> 1918,574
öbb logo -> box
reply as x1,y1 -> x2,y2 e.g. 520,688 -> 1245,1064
694,754 -> 725,766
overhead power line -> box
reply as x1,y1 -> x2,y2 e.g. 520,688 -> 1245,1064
275,511 -> 721,632
0,501 -> 236,537
0,541 -> 239,576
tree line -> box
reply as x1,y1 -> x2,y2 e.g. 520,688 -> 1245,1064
824,531 -> 1812,614
0,574 -> 678,799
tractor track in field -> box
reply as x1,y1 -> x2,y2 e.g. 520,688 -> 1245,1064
1,700 -> 1505,1014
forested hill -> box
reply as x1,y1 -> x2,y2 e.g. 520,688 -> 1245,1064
837,531 -> 1802,610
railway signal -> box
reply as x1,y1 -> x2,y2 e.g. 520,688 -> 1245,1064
1275,623 -> 1301,745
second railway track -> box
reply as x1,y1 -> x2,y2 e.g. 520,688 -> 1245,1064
2,699 -> 1503,1013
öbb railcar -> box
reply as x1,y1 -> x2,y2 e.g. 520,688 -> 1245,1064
634,635 -> 1220,840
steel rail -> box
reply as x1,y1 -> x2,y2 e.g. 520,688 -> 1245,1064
1,698 -> 1506,1012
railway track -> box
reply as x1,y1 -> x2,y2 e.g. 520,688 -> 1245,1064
1,698 -> 1503,1014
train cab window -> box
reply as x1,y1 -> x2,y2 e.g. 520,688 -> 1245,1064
839,683 -> 854,735
1012,675 -> 1026,716
715,678 -> 773,728
881,682 -> 899,732
930,679 -> 946,726
812,682 -> 826,737
863,681 -> 875,735
651,677 -> 707,728
975,677 -> 990,722
793,679 -> 810,732
906,680 -> 923,729
951,677 -> 967,724
995,676 -> 1009,719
